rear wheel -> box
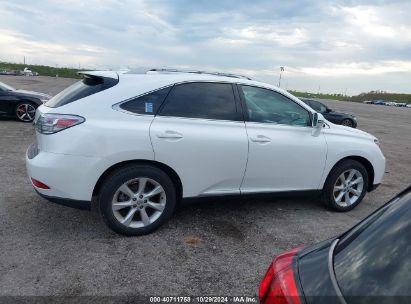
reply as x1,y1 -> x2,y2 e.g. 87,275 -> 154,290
341,119 -> 354,127
99,165 -> 176,236
15,102 -> 36,122
322,160 -> 369,211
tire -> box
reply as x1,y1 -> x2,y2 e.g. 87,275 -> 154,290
15,102 -> 37,122
341,119 -> 354,128
322,160 -> 369,212
99,165 -> 177,236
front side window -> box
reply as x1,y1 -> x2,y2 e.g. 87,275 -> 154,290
120,87 -> 171,115
240,85 -> 310,126
158,82 -> 238,121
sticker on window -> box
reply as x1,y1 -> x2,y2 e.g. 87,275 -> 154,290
145,102 -> 153,113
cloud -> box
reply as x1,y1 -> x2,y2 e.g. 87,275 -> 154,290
0,0 -> 410,94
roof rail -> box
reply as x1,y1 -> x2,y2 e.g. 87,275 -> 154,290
144,68 -> 252,80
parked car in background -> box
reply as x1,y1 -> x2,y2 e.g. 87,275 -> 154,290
300,98 -> 357,128
0,81 -> 51,122
23,67 -> 34,76
259,186 -> 411,304
384,101 -> 396,106
371,99 -> 385,105
26,69 -> 385,236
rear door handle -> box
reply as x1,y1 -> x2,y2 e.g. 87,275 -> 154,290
156,130 -> 183,139
250,135 -> 271,143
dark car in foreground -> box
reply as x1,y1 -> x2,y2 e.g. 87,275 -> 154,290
300,98 -> 357,128
260,186 -> 411,304
0,81 -> 51,122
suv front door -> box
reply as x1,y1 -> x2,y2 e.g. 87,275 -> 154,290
150,82 -> 248,198
239,85 -> 327,193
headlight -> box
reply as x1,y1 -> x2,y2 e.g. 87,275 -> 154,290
40,98 -> 49,103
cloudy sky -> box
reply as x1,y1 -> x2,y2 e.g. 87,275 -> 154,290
0,0 -> 410,95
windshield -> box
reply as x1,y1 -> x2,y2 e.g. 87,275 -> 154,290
334,188 -> 411,298
0,82 -> 15,91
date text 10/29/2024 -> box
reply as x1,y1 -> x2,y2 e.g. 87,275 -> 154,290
149,296 -> 257,303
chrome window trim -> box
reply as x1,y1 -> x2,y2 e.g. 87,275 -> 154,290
112,79 -> 315,123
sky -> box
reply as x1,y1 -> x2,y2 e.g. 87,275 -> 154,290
0,0 -> 410,95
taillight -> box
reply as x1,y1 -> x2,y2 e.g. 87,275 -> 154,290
259,246 -> 304,304
31,178 -> 50,189
35,114 -> 85,134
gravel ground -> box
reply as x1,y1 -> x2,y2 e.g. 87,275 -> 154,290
0,76 -> 410,298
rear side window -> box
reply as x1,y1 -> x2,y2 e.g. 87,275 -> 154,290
45,75 -> 118,108
334,191 -> 411,299
119,87 -> 171,115
306,100 -> 327,113
158,82 -> 238,121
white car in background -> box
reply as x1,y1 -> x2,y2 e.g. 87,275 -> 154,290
26,69 -> 386,235
23,67 -> 34,76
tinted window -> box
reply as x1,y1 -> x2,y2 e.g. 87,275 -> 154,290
120,87 -> 171,115
158,82 -> 238,121
45,75 -> 118,108
240,85 -> 310,126
307,100 -> 327,113
334,190 -> 411,298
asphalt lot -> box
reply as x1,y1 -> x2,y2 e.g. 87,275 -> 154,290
0,76 -> 410,297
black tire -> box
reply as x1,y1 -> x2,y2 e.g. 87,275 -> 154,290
15,101 -> 37,122
99,165 -> 177,236
341,118 -> 354,128
322,159 -> 369,212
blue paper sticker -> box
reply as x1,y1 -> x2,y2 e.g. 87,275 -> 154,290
145,102 -> 153,113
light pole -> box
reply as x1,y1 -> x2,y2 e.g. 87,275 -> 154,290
278,66 -> 284,87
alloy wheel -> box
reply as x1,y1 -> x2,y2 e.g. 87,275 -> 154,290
112,177 -> 166,228
333,169 -> 364,207
342,119 -> 353,127
16,103 -> 36,122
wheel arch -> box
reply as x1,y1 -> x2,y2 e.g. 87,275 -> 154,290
92,159 -> 183,201
15,97 -> 42,108
326,156 -> 375,192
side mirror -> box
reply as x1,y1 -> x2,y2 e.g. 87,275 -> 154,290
312,112 -> 325,128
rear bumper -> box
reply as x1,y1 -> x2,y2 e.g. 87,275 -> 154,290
26,145 -> 102,201
35,189 -> 91,210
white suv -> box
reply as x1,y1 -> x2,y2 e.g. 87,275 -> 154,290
26,69 -> 385,235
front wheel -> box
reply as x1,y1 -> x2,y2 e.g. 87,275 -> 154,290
99,165 -> 177,236
15,102 -> 37,122
322,160 -> 369,211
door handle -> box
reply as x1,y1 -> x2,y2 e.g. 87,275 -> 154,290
250,135 -> 271,143
156,130 -> 183,139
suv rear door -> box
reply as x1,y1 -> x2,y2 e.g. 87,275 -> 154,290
150,82 -> 248,198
